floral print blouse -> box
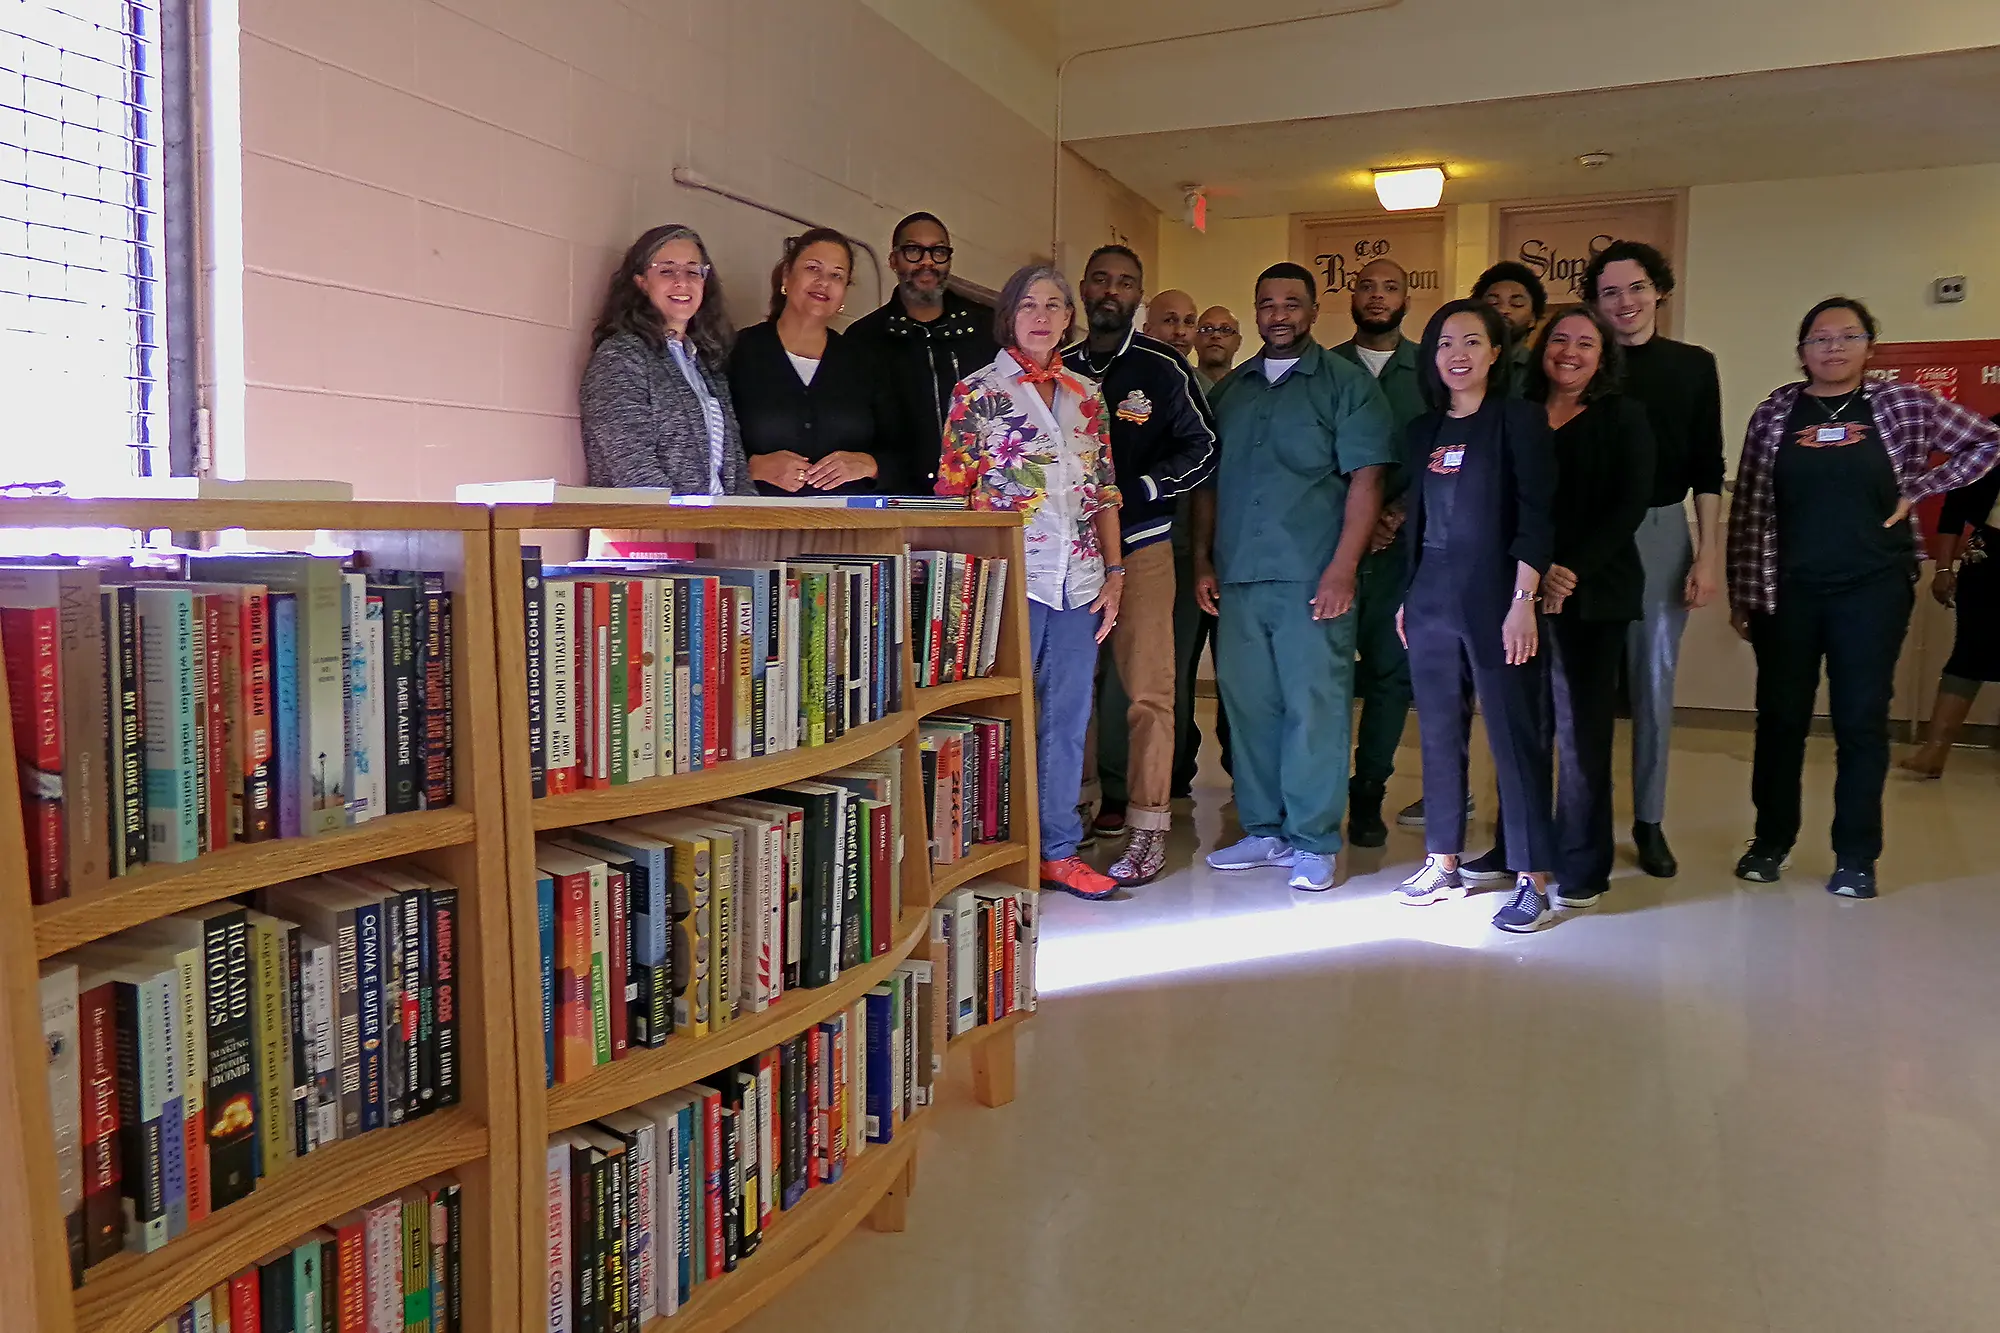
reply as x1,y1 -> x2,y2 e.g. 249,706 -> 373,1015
936,350 -> 1123,610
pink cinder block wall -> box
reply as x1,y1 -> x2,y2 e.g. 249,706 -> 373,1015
230,0 -> 1157,499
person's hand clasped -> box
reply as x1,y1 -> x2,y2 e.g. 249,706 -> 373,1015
749,450 -> 812,492
1502,598 -> 1539,665
1090,569 -> 1125,644
1683,560 -> 1719,610
1193,565 -> 1220,616
1311,562 -> 1357,621
802,451 -> 878,490
1542,564 -> 1576,616
1368,503 -> 1406,554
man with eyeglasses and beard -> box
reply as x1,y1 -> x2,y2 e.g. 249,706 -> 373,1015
1067,245 -> 1218,888
1193,307 -> 1242,393
846,212 -> 999,491
1327,258 -> 1430,847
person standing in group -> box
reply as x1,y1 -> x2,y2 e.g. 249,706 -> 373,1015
1473,260 -> 1548,395
845,212 -> 999,492
1728,298 -> 2000,898
1193,263 -> 1395,892
1329,258 -> 1428,848
1455,306 -> 1656,908
1089,286 -> 1209,834
581,223 -> 754,494
1900,450 -> 2000,779
728,228 -> 902,495
1067,247 -> 1218,886
935,264 -> 1126,901
1180,306 -> 1245,789
1584,240 -> 1725,880
1393,300 -> 1559,932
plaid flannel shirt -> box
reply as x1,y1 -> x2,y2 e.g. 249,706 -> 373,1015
1727,380 -> 2000,615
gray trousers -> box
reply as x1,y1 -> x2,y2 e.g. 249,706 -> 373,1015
1625,503 -> 1693,825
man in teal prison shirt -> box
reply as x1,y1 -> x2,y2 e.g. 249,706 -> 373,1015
1191,262 -> 1397,891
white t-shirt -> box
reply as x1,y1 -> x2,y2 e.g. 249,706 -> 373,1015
786,351 -> 820,386
1262,356 -> 1301,383
1353,345 -> 1394,378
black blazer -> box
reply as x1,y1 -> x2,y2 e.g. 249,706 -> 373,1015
726,321 -> 906,495
1405,395 -> 1556,666
1548,394 -> 1657,623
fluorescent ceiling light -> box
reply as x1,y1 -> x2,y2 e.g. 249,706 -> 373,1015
1373,165 -> 1445,211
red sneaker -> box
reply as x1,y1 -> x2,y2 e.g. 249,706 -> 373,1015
1039,856 -> 1119,900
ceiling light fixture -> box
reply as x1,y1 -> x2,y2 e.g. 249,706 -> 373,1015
1577,152 -> 1613,169
1373,164 -> 1445,211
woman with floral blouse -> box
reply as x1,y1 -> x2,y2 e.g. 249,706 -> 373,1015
936,263 -> 1126,900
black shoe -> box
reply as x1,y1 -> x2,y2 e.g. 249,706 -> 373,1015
1633,822 -> 1678,878
1347,778 -> 1388,849
1827,860 -> 1878,899
1734,842 -> 1789,883
1459,847 -> 1511,883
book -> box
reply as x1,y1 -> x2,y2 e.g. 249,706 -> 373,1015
39,963 -> 82,1277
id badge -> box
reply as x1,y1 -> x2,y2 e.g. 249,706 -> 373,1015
1441,448 -> 1465,469
1815,426 -> 1846,444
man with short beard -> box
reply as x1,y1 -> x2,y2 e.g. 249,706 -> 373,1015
1329,258 -> 1429,847
1066,246 -> 1217,887
845,212 -> 998,491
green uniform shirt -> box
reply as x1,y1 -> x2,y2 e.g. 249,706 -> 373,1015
1330,336 -> 1426,502
1210,340 -> 1397,586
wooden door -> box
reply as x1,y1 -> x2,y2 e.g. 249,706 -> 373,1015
1290,210 -> 1448,347
1495,194 -> 1684,327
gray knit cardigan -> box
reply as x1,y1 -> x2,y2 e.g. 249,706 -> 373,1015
579,331 -> 755,495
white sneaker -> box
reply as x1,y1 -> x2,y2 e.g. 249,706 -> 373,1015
1206,835 -> 1294,871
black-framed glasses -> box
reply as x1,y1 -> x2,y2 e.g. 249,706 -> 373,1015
1197,325 -> 1238,337
896,243 -> 953,264
645,261 -> 710,282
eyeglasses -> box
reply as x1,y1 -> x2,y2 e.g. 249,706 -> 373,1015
645,262 -> 710,282
1197,325 -> 1239,337
895,243 -> 953,264
1801,333 -> 1871,350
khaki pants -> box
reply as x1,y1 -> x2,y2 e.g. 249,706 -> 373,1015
1081,540 -> 1177,831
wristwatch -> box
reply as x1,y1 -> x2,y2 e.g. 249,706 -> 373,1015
1104,564 -> 1127,575
1512,588 -> 1537,602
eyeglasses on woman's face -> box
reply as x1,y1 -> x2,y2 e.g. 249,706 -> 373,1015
645,261 -> 711,284
895,243 -> 954,264
1801,333 -> 1871,350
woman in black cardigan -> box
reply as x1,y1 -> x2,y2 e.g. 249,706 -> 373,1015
1394,299 -> 1560,933
1459,306 -> 1657,907
728,228 -> 903,496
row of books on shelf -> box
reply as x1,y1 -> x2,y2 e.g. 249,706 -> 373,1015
1,553 -> 456,904
920,714 -> 1012,864
518,550 -> 910,797
907,549 -> 1008,690
933,884 -> 1038,1038
148,1176 -> 462,1333
545,974 -> 934,1332
39,862 -> 463,1280
532,747 -> 905,1085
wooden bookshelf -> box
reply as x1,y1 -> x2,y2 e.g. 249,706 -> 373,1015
0,500 -> 519,1333
488,504 -> 1036,1331
930,839 -> 1030,902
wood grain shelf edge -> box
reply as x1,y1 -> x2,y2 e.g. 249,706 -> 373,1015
545,909 -> 932,1133
72,1110 -> 489,1333
947,1008 -> 1028,1053
35,808 -> 479,959
910,674 -> 1022,716
929,841 -> 1029,902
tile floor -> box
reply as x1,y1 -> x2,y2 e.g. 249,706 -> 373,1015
740,713 -> 2000,1333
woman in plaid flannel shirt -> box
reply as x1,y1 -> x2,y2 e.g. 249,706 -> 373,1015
1726,297 -> 2000,898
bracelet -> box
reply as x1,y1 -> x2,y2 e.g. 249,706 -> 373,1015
1104,564 -> 1126,575
1512,588 -> 1537,602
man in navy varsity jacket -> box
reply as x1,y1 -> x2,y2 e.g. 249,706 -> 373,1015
1066,244 -> 1218,886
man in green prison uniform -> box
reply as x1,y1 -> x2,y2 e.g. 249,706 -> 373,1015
1329,257 -> 1429,848
1191,262 -> 1396,891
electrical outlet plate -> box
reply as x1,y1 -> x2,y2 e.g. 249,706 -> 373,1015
1932,275 -> 1967,304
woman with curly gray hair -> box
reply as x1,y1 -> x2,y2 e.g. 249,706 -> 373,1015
580,223 -> 754,495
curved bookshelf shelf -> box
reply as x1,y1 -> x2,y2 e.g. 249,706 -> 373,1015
0,497 -> 489,534
531,714 -> 916,832
34,808 -> 479,959
547,909 -> 932,1133
653,1107 -> 930,1333
930,840 -> 1029,902
72,1110 -> 488,1333
948,1008 -> 1028,1053
911,674 -> 1021,716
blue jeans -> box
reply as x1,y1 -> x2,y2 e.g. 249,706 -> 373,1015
1029,599 -> 1101,860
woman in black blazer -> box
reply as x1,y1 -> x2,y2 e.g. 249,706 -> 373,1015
728,228 -> 905,496
1395,299 -> 1560,933
1461,306 -> 1657,907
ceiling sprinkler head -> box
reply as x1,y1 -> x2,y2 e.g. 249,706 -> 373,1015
1577,152 -> 1613,169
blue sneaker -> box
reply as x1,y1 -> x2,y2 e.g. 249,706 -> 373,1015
1206,835 -> 1293,871
1493,876 -> 1556,933
1288,851 -> 1335,892
1398,859 -> 1465,905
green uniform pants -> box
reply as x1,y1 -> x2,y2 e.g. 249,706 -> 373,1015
1351,540 -> 1413,786
1215,578 -> 1359,855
